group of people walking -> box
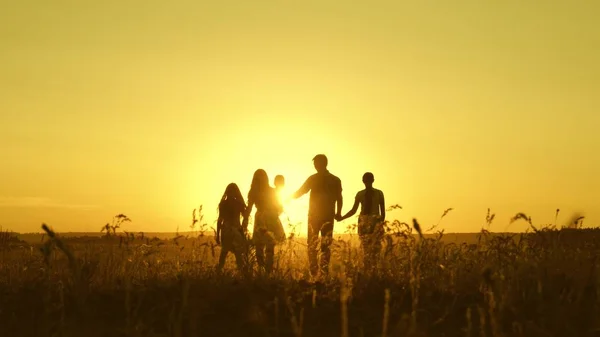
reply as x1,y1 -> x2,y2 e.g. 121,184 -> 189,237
215,154 -> 386,278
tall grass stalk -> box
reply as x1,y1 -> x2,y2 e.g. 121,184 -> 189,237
382,288 -> 390,337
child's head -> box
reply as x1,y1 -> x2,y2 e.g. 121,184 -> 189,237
274,175 -> 285,189
219,183 -> 246,215
223,183 -> 243,202
362,172 -> 374,187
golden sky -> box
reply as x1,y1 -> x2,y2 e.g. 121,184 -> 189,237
1,0 -> 598,234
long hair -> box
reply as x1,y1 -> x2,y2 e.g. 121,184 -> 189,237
219,183 -> 246,217
248,169 -> 269,201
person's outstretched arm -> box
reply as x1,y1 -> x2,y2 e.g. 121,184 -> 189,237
292,176 -> 312,199
339,197 -> 359,221
379,190 -> 386,222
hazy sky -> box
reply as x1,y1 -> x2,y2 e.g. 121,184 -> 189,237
1,0 -> 598,234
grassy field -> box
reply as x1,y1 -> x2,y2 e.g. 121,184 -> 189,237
1,214 -> 599,337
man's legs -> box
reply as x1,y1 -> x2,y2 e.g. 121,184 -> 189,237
307,218 -> 320,277
319,218 -> 334,276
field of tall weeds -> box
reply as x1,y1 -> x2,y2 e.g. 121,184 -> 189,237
0,210 -> 599,337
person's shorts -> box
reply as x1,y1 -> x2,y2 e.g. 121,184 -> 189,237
358,215 -> 383,237
308,215 -> 335,236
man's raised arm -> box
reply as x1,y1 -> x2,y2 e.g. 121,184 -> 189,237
292,176 -> 312,199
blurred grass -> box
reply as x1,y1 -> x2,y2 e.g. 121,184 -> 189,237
1,212 -> 599,337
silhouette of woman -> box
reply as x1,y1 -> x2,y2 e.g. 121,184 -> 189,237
216,183 -> 247,272
244,169 -> 282,274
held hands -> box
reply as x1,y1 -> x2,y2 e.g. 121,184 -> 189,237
335,213 -> 343,222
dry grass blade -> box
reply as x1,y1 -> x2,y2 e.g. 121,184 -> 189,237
441,208 -> 453,219
428,208 -> 454,232
382,288 -> 390,337
485,208 -> 496,228
509,213 -> 532,225
412,218 -> 423,239
386,204 -> 402,212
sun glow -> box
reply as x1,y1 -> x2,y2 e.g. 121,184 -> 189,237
176,112 -> 381,236
274,184 -> 309,237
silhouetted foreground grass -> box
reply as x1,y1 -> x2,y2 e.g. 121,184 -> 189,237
1,221 -> 600,337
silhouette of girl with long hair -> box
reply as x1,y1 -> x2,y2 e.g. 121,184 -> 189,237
244,169 -> 283,274
216,183 -> 247,272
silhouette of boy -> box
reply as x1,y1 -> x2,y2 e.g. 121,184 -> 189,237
338,172 -> 385,272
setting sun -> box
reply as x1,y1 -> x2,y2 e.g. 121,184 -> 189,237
1,0 -> 598,236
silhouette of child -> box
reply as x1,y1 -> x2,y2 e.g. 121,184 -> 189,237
216,183 -> 247,272
273,175 -> 287,242
338,172 -> 385,272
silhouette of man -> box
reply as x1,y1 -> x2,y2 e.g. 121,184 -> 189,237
291,154 -> 343,277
